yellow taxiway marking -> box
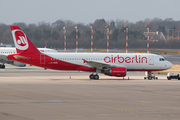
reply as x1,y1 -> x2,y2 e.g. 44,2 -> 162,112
133,115 -> 139,117
156,114 -> 161,117
169,114 -> 175,117
86,103 -> 134,112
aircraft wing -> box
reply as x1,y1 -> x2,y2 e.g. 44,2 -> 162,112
83,59 -> 125,70
0,54 -> 10,63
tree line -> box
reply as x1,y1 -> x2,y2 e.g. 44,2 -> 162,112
0,17 -> 180,49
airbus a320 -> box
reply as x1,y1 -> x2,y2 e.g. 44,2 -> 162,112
7,26 -> 172,80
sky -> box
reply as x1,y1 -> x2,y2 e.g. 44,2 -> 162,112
0,0 -> 180,25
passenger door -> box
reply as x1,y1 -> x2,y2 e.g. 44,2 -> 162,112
149,55 -> 154,65
40,54 -> 45,64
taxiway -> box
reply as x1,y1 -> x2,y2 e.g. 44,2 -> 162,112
0,65 -> 180,120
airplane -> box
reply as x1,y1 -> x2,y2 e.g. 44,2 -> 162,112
7,26 -> 172,80
0,47 -> 58,68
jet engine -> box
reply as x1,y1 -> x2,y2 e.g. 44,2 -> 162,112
103,67 -> 126,77
12,61 -> 26,67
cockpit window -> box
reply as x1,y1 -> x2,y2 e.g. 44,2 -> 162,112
159,58 -> 165,61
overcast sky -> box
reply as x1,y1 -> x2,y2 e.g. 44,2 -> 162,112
0,0 -> 179,25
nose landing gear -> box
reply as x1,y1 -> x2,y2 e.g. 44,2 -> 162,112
144,71 -> 158,80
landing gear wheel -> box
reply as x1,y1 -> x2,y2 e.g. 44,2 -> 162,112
89,74 -> 95,79
94,74 -> 99,80
0,64 -> 5,69
2,65 -> 5,68
144,77 -> 146,80
148,77 -> 152,80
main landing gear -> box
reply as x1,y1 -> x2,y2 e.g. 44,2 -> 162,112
144,71 -> 158,80
89,69 -> 100,80
0,64 -> 5,69
89,74 -> 99,80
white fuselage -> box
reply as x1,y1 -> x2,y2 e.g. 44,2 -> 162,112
43,52 -> 172,71
0,47 -> 58,55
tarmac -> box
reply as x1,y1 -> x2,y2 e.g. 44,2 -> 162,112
0,65 -> 180,120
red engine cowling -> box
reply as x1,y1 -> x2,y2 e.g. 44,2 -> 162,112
104,67 -> 126,77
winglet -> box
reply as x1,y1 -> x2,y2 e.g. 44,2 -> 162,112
10,26 -> 40,54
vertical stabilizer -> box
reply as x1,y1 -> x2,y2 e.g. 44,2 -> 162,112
10,26 -> 40,54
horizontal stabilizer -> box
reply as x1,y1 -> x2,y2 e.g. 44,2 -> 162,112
13,55 -> 30,60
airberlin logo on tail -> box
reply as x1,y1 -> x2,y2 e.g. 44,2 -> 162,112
12,30 -> 29,50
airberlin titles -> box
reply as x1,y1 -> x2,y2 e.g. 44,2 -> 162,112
104,55 -> 147,63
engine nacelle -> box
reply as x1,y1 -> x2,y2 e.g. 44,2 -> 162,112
104,67 -> 126,77
13,61 -> 26,67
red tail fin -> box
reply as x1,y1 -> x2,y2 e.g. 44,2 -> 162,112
10,26 -> 40,54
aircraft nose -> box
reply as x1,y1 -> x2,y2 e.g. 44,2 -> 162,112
166,61 -> 172,69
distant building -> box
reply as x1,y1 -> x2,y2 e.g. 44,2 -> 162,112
0,43 -> 15,47
144,31 -> 166,41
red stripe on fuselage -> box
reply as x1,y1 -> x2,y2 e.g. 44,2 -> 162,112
8,53 -> 83,71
